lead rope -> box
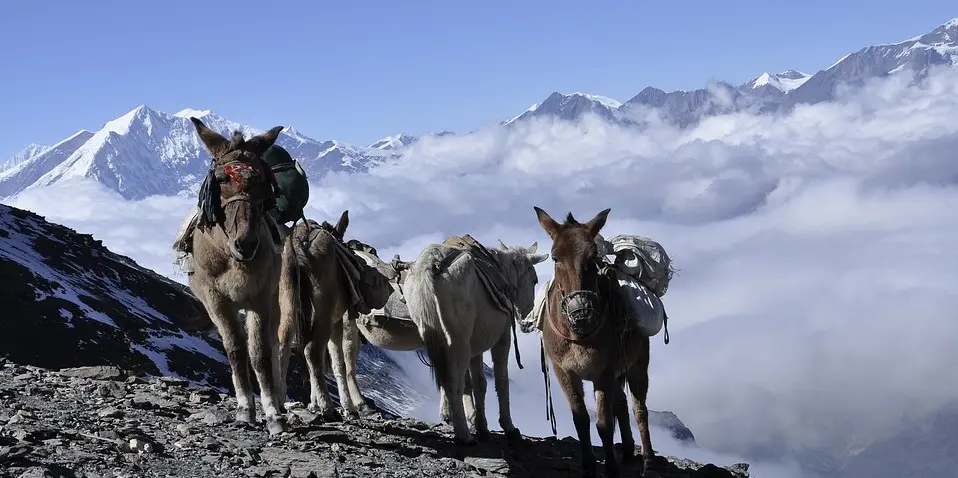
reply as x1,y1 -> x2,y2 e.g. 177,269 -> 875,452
540,335 -> 557,436
508,261 -> 524,369
663,310 -> 670,345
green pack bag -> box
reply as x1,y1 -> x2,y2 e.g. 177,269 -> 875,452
261,144 -> 310,224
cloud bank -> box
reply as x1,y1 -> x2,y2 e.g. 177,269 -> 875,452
8,65 -> 958,476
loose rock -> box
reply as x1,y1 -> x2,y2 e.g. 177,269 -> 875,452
0,361 -> 749,478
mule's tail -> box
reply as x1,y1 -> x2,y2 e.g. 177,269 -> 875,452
279,238 -> 315,352
405,263 -> 452,392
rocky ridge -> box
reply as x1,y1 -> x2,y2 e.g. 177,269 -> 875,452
0,360 -> 749,478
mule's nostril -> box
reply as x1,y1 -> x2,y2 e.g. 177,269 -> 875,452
233,239 -> 245,253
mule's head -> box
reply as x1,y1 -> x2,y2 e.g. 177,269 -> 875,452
191,117 -> 283,262
496,239 -> 549,317
296,210 -> 350,263
534,206 -> 611,335
319,209 -> 349,242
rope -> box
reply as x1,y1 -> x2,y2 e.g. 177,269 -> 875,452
662,309 -> 670,345
539,335 -> 557,436
197,161 -> 220,229
416,349 -> 433,367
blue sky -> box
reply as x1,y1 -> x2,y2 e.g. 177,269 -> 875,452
0,1 -> 954,158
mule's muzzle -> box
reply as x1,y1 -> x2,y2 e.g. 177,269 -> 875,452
230,236 -> 260,262
560,289 -> 600,337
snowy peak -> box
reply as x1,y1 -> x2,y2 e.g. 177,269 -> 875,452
2,143 -> 49,172
505,91 -> 622,125
369,133 -> 418,150
744,69 -> 812,93
0,130 -> 94,198
914,16 -> 958,54
1,106 -> 395,200
562,92 -> 622,109
174,108 -> 213,119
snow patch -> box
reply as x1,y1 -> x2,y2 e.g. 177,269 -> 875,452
568,92 -> 623,109
173,108 -> 212,119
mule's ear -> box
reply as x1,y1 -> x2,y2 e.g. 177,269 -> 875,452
191,117 -> 230,158
585,208 -> 611,238
534,206 -> 560,240
529,253 -> 549,264
245,126 -> 284,155
527,241 -> 538,254
335,209 -> 349,236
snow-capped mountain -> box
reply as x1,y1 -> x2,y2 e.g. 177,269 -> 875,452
0,106 -> 399,201
504,17 -> 958,128
788,17 -> 957,106
621,81 -> 754,127
0,130 -> 94,198
742,69 -> 812,95
1,143 -> 48,172
369,133 -> 419,150
6,17 -> 956,203
504,92 -> 623,125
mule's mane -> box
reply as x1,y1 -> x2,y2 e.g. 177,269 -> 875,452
229,130 -> 246,150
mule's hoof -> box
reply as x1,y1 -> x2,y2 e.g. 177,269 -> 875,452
604,461 -> 620,478
358,403 -> 378,417
474,429 -> 491,442
581,457 -> 597,478
235,408 -> 254,424
641,453 -> 661,474
621,442 -> 636,463
266,417 -> 289,436
341,408 -> 360,420
320,407 -> 343,423
505,427 -> 523,443
453,435 -> 478,447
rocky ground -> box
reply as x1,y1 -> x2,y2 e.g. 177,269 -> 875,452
0,358 -> 749,478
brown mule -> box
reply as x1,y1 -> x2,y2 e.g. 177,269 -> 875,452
534,206 -> 655,478
185,118 -> 290,436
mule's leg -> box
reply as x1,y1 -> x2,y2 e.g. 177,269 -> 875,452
269,316 -> 287,415
613,375 -> 636,463
244,306 -> 290,436
462,368 -> 476,428
199,296 -> 255,424
439,387 -> 452,424
303,311 -> 342,422
553,365 -> 596,478
327,317 -> 359,418
276,338 -> 292,410
441,345 -> 475,445
467,356 -> 489,441
490,329 -> 520,442
626,338 -> 655,474
594,376 -> 621,478
341,315 -> 374,415
440,371 -> 473,424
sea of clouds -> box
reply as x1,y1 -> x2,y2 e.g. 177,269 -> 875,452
8,64 -> 958,477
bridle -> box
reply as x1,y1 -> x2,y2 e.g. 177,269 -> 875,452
550,257 -> 616,342
197,152 -> 278,260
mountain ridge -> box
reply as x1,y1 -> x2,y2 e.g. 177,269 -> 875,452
3,17 -> 957,201
503,16 -> 958,127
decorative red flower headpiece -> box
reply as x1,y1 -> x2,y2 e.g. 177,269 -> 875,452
223,162 -> 262,190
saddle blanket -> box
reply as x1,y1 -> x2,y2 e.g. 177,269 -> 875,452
441,234 -> 518,318
352,249 -> 414,324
